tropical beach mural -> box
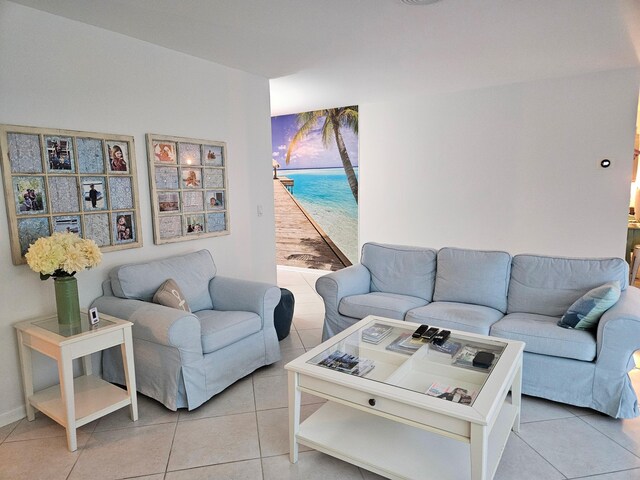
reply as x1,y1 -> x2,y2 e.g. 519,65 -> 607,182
272,106 -> 359,265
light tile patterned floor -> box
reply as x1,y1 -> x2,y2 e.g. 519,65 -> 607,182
1,266 -> 639,479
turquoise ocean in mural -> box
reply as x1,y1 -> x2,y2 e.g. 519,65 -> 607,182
283,167 -> 358,263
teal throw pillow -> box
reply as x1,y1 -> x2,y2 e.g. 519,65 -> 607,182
557,281 -> 621,330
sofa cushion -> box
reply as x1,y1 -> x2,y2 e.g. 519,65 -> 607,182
152,278 -> 191,312
507,254 -> 628,317
558,282 -> 621,330
361,242 -> 437,301
110,249 -> 216,312
491,313 -> 596,361
406,302 -> 504,335
433,247 -> 511,313
195,309 -> 262,354
338,292 -> 428,320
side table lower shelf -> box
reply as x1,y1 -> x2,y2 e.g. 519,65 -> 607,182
297,401 -> 517,480
30,375 -> 132,428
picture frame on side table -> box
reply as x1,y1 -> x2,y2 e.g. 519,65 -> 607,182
146,134 -> 229,244
0,124 -> 143,265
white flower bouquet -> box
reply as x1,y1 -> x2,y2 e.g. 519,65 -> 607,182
25,232 -> 102,280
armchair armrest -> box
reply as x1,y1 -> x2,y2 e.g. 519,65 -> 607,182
91,295 -> 203,363
592,286 -> 640,417
209,276 -> 281,328
315,263 -> 371,306
596,287 -> 640,371
316,264 -> 372,340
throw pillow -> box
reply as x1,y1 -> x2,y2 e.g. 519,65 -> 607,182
557,281 -> 621,330
152,278 -> 191,312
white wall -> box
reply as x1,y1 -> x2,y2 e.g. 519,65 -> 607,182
0,1 -> 276,425
360,69 -> 640,258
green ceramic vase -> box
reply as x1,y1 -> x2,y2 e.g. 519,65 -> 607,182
54,276 -> 81,325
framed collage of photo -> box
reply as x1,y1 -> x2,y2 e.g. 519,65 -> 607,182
146,134 -> 229,244
0,124 -> 143,265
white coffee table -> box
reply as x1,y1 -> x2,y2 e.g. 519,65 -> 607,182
285,316 -> 524,480
15,310 -> 138,451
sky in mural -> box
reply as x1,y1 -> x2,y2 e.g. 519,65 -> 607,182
271,113 -> 359,170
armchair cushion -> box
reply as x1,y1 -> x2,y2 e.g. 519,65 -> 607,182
492,312 -> 596,361
338,292 -> 427,320
406,302 -> 503,335
361,242 -> 437,301
194,310 -> 262,354
433,247 -> 511,312
110,249 -> 215,312
153,278 -> 191,312
507,254 -> 628,317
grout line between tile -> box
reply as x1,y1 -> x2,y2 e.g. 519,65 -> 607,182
513,430 -> 569,479
568,466 -> 640,479
163,416 -> 180,476
575,414 -> 640,460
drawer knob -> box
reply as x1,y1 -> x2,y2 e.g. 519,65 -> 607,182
368,398 -> 376,406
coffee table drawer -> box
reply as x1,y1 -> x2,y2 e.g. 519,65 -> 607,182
299,375 -> 471,439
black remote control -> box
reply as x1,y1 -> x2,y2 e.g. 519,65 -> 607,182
412,324 -> 429,338
421,327 -> 439,341
431,330 -> 450,346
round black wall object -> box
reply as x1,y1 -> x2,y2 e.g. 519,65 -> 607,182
600,159 -> 612,168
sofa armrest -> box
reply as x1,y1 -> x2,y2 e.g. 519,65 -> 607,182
315,264 -> 371,306
209,276 -> 281,328
596,287 -> 640,371
91,295 -> 203,363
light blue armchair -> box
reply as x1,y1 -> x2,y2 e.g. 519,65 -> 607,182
91,250 -> 281,410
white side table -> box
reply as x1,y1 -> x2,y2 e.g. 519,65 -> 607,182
14,310 -> 138,451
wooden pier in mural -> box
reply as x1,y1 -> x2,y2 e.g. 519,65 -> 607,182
274,179 -> 351,271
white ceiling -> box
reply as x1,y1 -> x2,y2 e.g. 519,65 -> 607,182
9,0 -> 640,114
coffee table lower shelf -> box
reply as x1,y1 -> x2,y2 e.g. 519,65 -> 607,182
296,400 -> 517,480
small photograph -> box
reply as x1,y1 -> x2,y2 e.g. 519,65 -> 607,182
114,213 -> 135,243
203,145 -> 224,166
13,176 -> 46,215
185,213 -> 205,234
425,383 -> 477,405
53,216 -> 81,235
107,142 -> 129,173
179,143 -> 202,166
205,190 -> 225,210
82,178 -> 106,210
158,191 -> 179,212
45,136 -> 74,172
182,168 -> 202,188
154,141 -> 177,164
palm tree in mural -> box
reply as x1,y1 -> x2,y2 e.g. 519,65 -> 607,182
285,106 -> 359,203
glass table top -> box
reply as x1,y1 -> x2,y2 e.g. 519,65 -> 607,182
34,315 -> 115,338
307,318 -> 507,406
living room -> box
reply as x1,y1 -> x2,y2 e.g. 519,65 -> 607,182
1,1 -> 639,479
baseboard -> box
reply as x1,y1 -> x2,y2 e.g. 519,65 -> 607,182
0,405 -> 26,427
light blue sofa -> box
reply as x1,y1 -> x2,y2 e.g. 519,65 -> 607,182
316,242 -> 640,418
91,250 -> 281,411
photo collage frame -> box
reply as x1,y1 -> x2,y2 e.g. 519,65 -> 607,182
147,134 -> 229,244
0,125 -> 142,265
